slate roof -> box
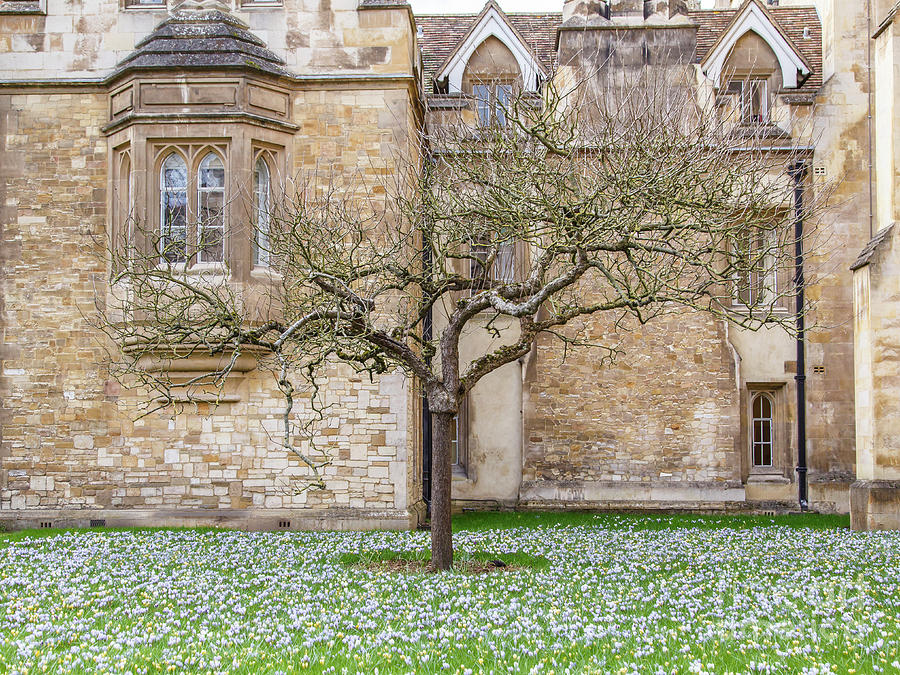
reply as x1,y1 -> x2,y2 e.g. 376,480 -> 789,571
851,225 -> 894,271
112,5 -> 290,80
416,11 -> 562,92
689,5 -> 823,96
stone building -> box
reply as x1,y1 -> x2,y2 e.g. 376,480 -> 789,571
0,0 -> 894,529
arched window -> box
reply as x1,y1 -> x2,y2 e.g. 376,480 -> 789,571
160,153 -> 187,263
751,393 -> 774,467
253,156 -> 271,267
116,152 -> 132,245
198,152 -> 226,263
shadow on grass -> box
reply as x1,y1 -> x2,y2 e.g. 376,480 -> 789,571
339,549 -> 550,573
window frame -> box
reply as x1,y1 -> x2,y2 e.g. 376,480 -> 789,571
122,0 -> 166,10
473,81 -> 514,128
469,236 -> 524,293
253,153 -> 273,268
750,391 -> 775,468
730,219 -> 790,312
159,151 -> 189,265
449,398 -> 469,476
154,144 -> 229,269
726,78 -> 770,126
746,385 -> 787,478
197,152 -> 226,265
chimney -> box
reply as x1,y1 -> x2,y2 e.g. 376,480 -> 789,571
562,0 -> 608,22
643,0 -> 669,17
609,0 -> 644,17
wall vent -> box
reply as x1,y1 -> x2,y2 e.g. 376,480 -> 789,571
90,519 -> 107,528
812,365 -> 826,374
813,166 -> 827,176
278,520 -> 291,529
39,521 -> 53,529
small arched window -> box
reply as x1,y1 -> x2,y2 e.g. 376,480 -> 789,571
198,152 -> 226,263
117,152 -> 132,245
751,392 -> 774,467
160,153 -> 187,263
253,157 -> 271,267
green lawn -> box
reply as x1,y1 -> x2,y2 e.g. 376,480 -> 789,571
1,512 -> 896,674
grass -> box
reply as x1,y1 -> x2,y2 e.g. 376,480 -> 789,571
452,510 -> 851,531
0,511 -> 895,675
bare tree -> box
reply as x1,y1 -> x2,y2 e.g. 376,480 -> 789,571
95,64 -> 829,570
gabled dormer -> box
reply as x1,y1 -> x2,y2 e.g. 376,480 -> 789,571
432,1 -> 548,95
700,0 -> 812,91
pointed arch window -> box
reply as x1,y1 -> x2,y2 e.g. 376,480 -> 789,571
198,152 -> 226,263
751,392 -> 774,468
253,156 -> 271,267
160,153 -> 188,263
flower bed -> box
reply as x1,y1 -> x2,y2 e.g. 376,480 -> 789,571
1,516 -> 898,674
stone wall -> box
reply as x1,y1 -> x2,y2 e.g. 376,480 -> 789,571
800,0 -> 869,488
0,13 -> 425,528
521,311 -> 743,506
0,0 -> 415,80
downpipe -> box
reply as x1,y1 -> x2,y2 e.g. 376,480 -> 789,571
791,161 -> 809,512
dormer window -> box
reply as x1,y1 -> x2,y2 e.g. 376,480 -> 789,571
727,78 -> 769,125
474,82 -> 512,127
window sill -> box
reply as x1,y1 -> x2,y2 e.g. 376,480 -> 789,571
156,262 -> 230,276
747,472 -> 790,484
0,1 -> 44,13
250,265 -> 281,281
125,342 -> 269,373
451,466 -> 470,481
729,303 -> 792,314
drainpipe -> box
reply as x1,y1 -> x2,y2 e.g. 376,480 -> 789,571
792,161 -> 809,511
421,153 -> 435,515
867,0 -> 875,239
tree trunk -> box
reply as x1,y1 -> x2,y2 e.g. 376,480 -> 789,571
430,410 -> 454,570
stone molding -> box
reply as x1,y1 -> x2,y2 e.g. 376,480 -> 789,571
0,505 -> 425,531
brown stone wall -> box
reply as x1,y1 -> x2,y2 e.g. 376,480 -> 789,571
801,0 -> 870,485
0,84 -> 423,528
523,311 -> 740,490
0,91 -> 112,510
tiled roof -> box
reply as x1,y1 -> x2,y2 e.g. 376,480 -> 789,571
417,12 -> 561,92
688,6 -> 823,96
417,5 -> 822,97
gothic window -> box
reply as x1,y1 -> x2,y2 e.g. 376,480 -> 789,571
253,156 -> 271,267
160,152 -> 188,263
751,392 -> 775,468
474,82 -> 512,127
197,152 -> 226,264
